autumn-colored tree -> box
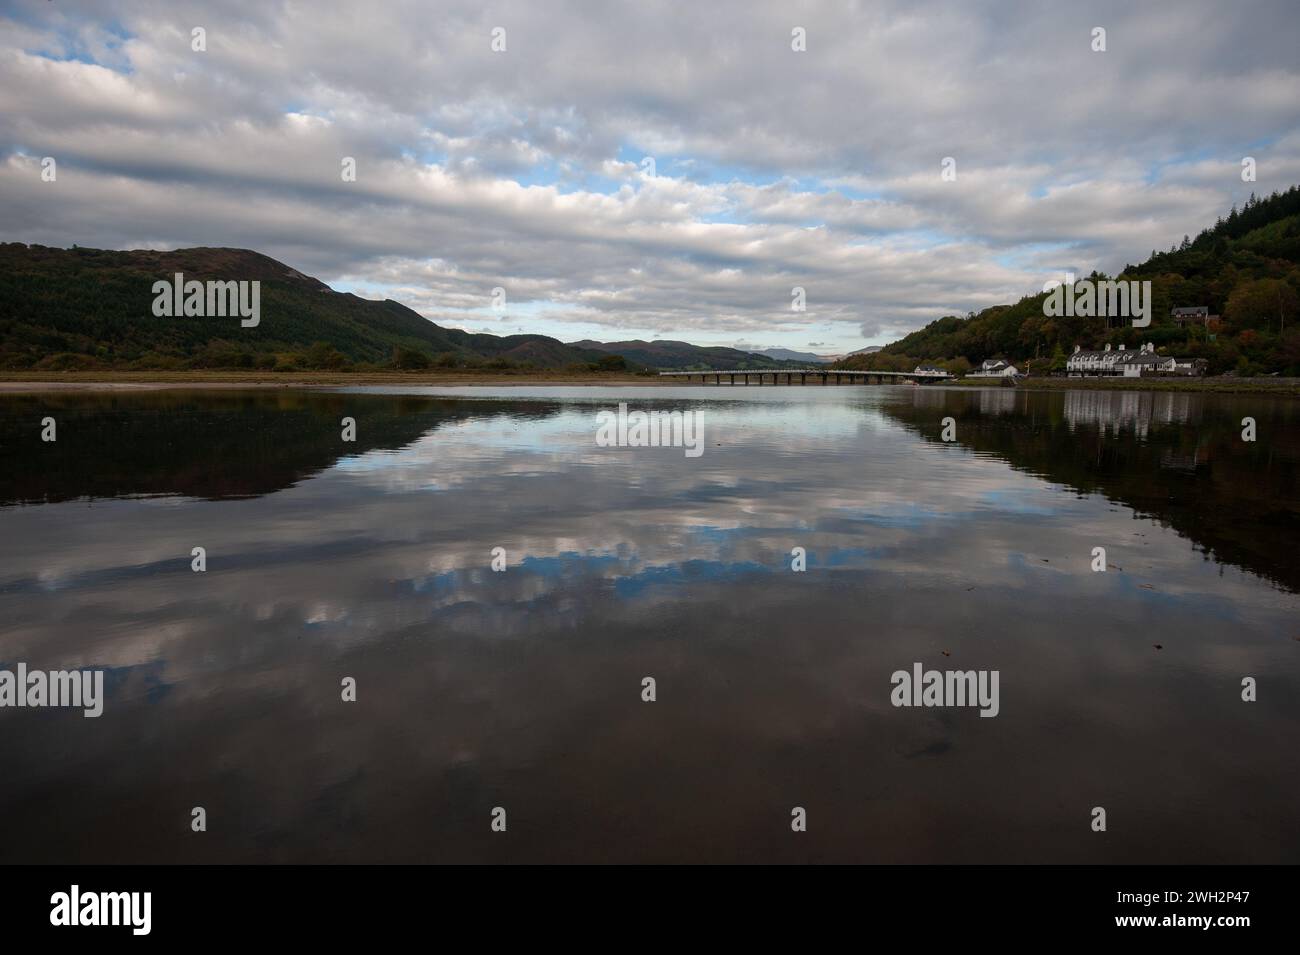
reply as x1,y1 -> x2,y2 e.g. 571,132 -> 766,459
1226,278 -> 1298,333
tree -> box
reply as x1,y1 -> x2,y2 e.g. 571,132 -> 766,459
391,346 -> 432,370
304,340 -> 348,369
1226,278 -> 1298,334
1049,342 -> 1067,373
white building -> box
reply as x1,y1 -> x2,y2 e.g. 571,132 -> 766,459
1066,343 -> 1127,376
968,358 -> 1021,378
1115,342 -> 1177,377
1066,342 -> 1190,377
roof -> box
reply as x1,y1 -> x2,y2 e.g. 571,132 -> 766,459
1068,349 -> 1118,360
1115,351 -> 1173,365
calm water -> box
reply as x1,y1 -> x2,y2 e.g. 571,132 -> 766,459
0,385 -> 1296,863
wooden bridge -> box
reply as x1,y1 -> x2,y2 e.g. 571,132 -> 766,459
658,368 -> 952,385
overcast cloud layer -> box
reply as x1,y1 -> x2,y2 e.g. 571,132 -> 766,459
2,0 -> 1298,351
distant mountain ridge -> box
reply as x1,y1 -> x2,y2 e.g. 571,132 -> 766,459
570,339 -> 808,370
743,347 -> 835,364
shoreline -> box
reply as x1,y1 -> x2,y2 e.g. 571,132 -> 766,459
0,371 -> 675,392
1,370 -> 1297,396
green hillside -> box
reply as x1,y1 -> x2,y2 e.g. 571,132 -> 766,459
0,244 -> 611,371
840,185 -> 1300,377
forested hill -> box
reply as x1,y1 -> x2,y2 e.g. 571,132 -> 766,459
839,185 -> 1300,377
0,244 -> 611,371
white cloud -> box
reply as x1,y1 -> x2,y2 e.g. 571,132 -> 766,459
1,0 -> 1297,349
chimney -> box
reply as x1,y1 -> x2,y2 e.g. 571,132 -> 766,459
1119,344 -> 1125,351
1074,344 -> 1080,353
1104,343 -> 1111,352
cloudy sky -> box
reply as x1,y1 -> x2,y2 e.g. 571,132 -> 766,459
2,0 -> 1298,353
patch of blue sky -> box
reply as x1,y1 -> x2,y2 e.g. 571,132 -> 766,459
1145,149 -> 1224,184
401,555 -> 632,596
1232,133 -> 1282,153
687,524 -> 790,547
393,147 -> 449,167
513,159 -> 570,189
615,144 -> 783,188
797,178 -> 887,202
613,558 -> 770,597
406,568 -> 464,595
461,152 -> 620,196
518,553 -> 624,580
695,208 -> 748,225
22,18 -> 133,70
837,502 -> 951,530
994,241 -> 1075,272
565,171 -> 629,195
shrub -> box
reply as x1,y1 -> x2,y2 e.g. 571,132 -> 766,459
132,352 -> 187,370
33,352 -> 101,371
391,346 -> 432,370
303,341 -> 349,370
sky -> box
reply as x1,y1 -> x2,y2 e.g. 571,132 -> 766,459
1,0 -> 1298,354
